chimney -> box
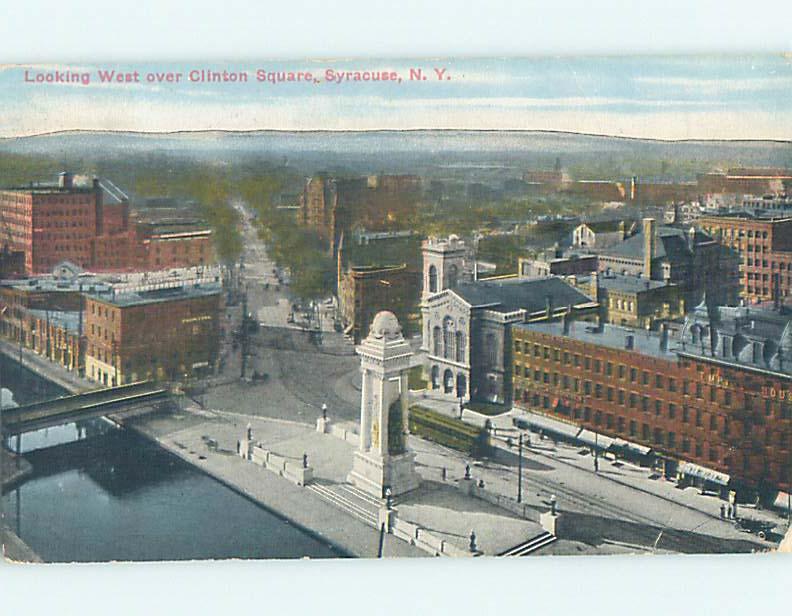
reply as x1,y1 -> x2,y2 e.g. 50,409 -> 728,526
642,218 -> 656,279
58,171 -> 73,190
659,323 -> 669,352
687,226 -> 696,252
562,304 -> 574,335
625,334 -> 634,350
545,294 -> 553,319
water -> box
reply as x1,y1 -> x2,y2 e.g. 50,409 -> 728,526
1,356 -> 345,562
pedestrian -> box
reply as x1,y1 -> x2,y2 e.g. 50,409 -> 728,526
720,504 -> 726,519
727,504 -> 733,519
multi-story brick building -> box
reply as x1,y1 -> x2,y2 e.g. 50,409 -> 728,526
338,264 -> 414,344
299,174 -> 421,259
512,300 -> 792,500
0,173 -> 215,275
0,276 -> 111,374
697,211 -> 792,304
84,284 -> 222,386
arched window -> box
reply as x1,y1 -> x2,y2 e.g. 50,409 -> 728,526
443,316 -> 454,360
428,265 -> 438,293
455,331 -> 466,363
433,326 -> 442,356
443,369 -> 454,394
431,365 -> 440,389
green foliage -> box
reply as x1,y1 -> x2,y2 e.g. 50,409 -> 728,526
409,405 -> 488,457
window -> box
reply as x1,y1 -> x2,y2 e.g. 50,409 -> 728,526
655,374 -> 663,388
630,368 -> 637,382
668,403 -> 676,419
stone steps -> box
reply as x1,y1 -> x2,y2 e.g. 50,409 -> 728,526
498,531 -> 557,556
308,483 -> 379,527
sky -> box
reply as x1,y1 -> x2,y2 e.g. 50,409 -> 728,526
1,55 -> 792,140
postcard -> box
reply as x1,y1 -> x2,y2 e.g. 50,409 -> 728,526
1,57 -> 791,563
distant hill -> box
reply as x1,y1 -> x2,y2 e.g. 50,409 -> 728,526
0,129 -> 790,178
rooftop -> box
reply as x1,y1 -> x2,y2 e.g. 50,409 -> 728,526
601,225 -> 712,262
87,283 -> 222,308
597,273 -> 670,293
518,320 -> 676,361
453,276 -> 593,314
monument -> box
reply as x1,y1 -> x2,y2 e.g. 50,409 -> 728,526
347,311 -> 421,498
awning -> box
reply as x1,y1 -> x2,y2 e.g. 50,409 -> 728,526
680,462 -> 730,486
609,438 -> 653,457
576,429 -> 615,450
522,411 -> 580,439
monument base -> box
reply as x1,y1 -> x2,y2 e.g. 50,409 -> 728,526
347,449 -> 421,498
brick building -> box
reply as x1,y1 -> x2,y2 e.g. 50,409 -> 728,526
84,285 -> 222,386
512,300 -> 792,499
0,277 -> 108,374
697,211 -> 792,304
0,173 -> 214,275
338,264 -> 414,344
299,174 -> 421,258
697,168 -> 792,196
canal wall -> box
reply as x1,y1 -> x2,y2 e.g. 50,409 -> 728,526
123,416 -> 425,559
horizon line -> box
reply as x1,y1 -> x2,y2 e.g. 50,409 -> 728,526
2,127 -> 791,146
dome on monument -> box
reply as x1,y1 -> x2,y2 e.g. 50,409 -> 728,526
369,311 -> 403,341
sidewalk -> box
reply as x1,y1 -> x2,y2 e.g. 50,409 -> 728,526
0,339 -> 93,394
406,390 -> 787,546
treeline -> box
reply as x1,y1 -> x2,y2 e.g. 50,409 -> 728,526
239,176 -> 336,302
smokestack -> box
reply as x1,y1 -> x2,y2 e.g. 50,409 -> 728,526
642,218 -> 656,279
562,304 -> 573,335
660,323 -> 669,352
58,171 -> 73,190
545,294 -> 553,319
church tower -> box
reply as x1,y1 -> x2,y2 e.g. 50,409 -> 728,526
347,311 -> 421,498
421,235 -> 467,300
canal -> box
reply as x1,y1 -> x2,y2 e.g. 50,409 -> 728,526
1,356 -> 345,561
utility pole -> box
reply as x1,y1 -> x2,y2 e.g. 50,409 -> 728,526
517,432 -> 523,504
240,284 -> 250,380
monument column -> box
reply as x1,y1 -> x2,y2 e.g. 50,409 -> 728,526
360,369 -> 371,451
377,377 -> 388,455
400,372 -> 410,435
347,311 -> 421,498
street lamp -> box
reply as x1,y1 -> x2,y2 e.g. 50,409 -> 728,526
321,403 -> 328,421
